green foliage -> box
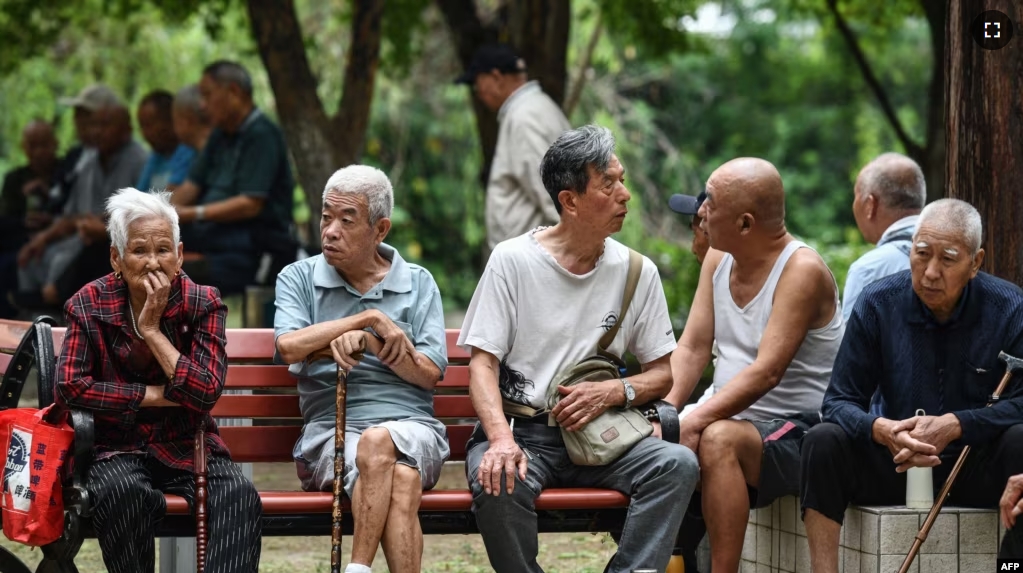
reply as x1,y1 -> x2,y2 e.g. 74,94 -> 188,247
596,0 -> 701,57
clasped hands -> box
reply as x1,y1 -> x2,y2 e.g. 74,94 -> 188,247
874,413 -> 962,473
306,313 -> 418,371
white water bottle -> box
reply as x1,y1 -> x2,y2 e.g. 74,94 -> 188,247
905,409 -> 934,509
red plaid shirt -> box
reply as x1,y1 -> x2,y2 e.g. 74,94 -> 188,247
55,273 -> 230,471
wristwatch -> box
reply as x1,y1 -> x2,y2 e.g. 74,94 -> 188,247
620,377 -> 636,409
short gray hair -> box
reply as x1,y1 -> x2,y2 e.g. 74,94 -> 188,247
174,84 -> 208,123
856,152 -> 926,211
540,125 -> 616,214
203,60 -> 253,98
915,198 -> 982,254
106,188 -> 180,256
322,165 -> 394,223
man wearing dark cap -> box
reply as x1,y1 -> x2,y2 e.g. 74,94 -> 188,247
455,44 -> 571,252
669,191 -> 710,265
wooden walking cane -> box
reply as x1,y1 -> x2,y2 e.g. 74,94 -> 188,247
331,349 -> 361,573
195,421 -> 208,573
898,350 -> 1023,573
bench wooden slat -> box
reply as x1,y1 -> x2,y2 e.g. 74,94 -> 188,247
224,329 -> 470,362
165,487 -> 628,515
224,365 -> 295,388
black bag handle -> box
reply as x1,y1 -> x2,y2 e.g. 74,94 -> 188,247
0,316 -> 57,410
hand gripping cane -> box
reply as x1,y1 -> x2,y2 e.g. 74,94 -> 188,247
899,350 -> 1023,573
331,351 -> 362,573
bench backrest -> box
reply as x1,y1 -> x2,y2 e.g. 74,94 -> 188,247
0,320 -> 475,463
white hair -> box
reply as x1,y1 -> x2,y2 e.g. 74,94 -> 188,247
915,198 -> 982,254
106,188 -> 180,256
856,152 -> 926,211
322,165 -> 393,223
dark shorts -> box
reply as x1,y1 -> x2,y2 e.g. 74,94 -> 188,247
747,411 -> 820,508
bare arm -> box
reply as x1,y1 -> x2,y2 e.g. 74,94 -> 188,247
178,195 -> 265,224
171,180 -> 201,206
686,250 -> 835,429
349,332 -> 441,390
276,309 -> 381,364
666,249 -> 721,408
469,348 -> 513,443
468,347 -> 528,496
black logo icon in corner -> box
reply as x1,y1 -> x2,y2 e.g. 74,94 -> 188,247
972,10 -> 1014,50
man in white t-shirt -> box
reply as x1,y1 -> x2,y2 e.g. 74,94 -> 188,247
665,158 -> 844,573
458,125 -> 699,573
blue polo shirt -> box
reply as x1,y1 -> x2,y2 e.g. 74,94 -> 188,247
273,245 -> 447,433
137,144 -> 196,192
842,215 -> 918,322
823,271 -> 1023,455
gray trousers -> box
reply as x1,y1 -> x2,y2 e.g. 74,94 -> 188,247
465,421 -> 699,573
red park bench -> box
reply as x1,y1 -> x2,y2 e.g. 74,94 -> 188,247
0,318 -> 637,573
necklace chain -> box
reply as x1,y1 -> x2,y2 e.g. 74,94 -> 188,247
128,300 -> 145,340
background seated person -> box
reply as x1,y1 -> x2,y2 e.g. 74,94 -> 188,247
136,89 -> 196,192
800,199 -> 1023,571
666,158 -> 844,573
17,95 -> 146,310
172,60 -> 296,296
1,120 -> 60,317
55,187 -> 262,573
274,165 -> 449,573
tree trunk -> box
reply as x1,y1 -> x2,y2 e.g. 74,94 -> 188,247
920,0 -> 947,203
437,0 -> 570,188
247,0 -> 385,247
946,0 -> 1023,285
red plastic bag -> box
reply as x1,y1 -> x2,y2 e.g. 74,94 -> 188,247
0,405 -> 74,546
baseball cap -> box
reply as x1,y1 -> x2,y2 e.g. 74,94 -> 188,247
454,44 -> 528,85
58,84 -> 123,111
668,191 -> 708,215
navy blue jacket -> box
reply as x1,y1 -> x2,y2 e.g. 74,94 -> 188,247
822,270 -> 1023,455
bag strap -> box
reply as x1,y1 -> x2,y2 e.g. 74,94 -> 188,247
597,248 -> 643,352
0,316 -> 57,410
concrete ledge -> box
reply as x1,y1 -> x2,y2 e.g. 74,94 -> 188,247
698,496 -> 1003,573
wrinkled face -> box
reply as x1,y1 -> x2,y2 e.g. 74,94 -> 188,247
320,192 -> 390,270
137,102 -> 178,155
910,222 -> 982,321
473,71 -> 506,112
690,214 -> 710,264
568,154 -> 631,237
21,125 -> 58,175
199,74 -> 238,130
111,216 -> 183,297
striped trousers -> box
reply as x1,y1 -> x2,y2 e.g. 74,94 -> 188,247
87,454 -> 262,573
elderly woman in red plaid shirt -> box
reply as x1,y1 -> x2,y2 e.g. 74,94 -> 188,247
55,187 -> 262,573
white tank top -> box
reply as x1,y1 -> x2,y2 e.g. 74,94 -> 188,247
711,240 -> 844,420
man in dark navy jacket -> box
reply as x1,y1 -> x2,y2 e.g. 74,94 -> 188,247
800,198 -> 1023,571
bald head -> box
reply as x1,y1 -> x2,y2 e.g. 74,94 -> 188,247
21,120 -> 58,175
856,153 -> 926,212
707,157 -> 786,231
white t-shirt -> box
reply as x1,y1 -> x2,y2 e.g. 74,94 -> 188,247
458,230 -> 677,409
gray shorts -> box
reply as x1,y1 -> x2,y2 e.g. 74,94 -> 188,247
295,418 -> 450,496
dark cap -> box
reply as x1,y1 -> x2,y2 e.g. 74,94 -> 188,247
454,44 -> 528,85
668,191 -> 708,216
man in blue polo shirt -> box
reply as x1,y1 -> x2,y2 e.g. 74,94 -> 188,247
136,90 -> 195,192
800,199 -> 1023,571
273,165 -> 449,573
843,152 -> 925,321
172,60 -> 295,295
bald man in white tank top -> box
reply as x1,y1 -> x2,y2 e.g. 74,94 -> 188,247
664,158 -> 845,573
